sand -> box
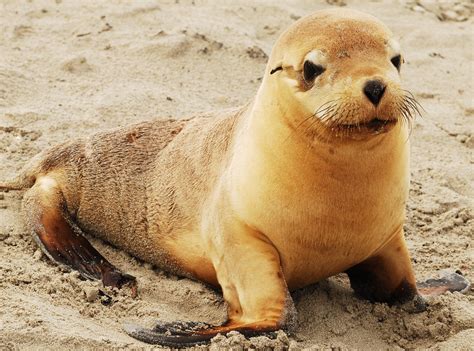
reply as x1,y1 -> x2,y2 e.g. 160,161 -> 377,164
0,0 -> 473,350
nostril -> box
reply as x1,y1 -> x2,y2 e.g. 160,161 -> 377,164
363,80 -> 386,106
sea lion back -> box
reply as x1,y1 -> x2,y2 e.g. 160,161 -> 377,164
72,119 -> 189,262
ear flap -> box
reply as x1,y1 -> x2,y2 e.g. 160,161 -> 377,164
270,66 -> 283,74
270,66 -> 283,75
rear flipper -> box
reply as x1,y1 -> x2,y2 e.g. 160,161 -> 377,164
23,176 -> 136,293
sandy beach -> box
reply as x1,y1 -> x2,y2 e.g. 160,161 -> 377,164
0,0 -> 472,349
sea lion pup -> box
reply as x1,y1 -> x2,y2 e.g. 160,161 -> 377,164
1,8 -> 470,347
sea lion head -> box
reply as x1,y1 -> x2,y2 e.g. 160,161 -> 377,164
265,8 -> 420,141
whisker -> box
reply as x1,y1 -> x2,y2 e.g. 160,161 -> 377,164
290,89 -> 423,141
294,98 -> 341,136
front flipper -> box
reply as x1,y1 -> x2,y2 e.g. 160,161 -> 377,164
124,321 -> 216,347
124,320 -> 278,347
417,272 -> 470,296
23,176 -> 137,292
124,218 -> 295,346
347,228 -> 470,310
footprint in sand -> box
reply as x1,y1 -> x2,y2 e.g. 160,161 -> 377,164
61,56 -> 92,73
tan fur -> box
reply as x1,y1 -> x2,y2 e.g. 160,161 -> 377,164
3,8 -> 424,336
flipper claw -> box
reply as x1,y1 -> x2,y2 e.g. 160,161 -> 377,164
150,320 -> 214,335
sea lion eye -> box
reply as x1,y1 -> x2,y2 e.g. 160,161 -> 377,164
303,60 -> 325,82
391,55 -> 402,71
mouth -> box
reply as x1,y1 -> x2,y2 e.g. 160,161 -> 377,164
336,117 -> 398,134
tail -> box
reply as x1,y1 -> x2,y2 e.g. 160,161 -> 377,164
0,153 -> 44,191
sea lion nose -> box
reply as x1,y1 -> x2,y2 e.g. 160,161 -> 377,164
363,80 -> 386,106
